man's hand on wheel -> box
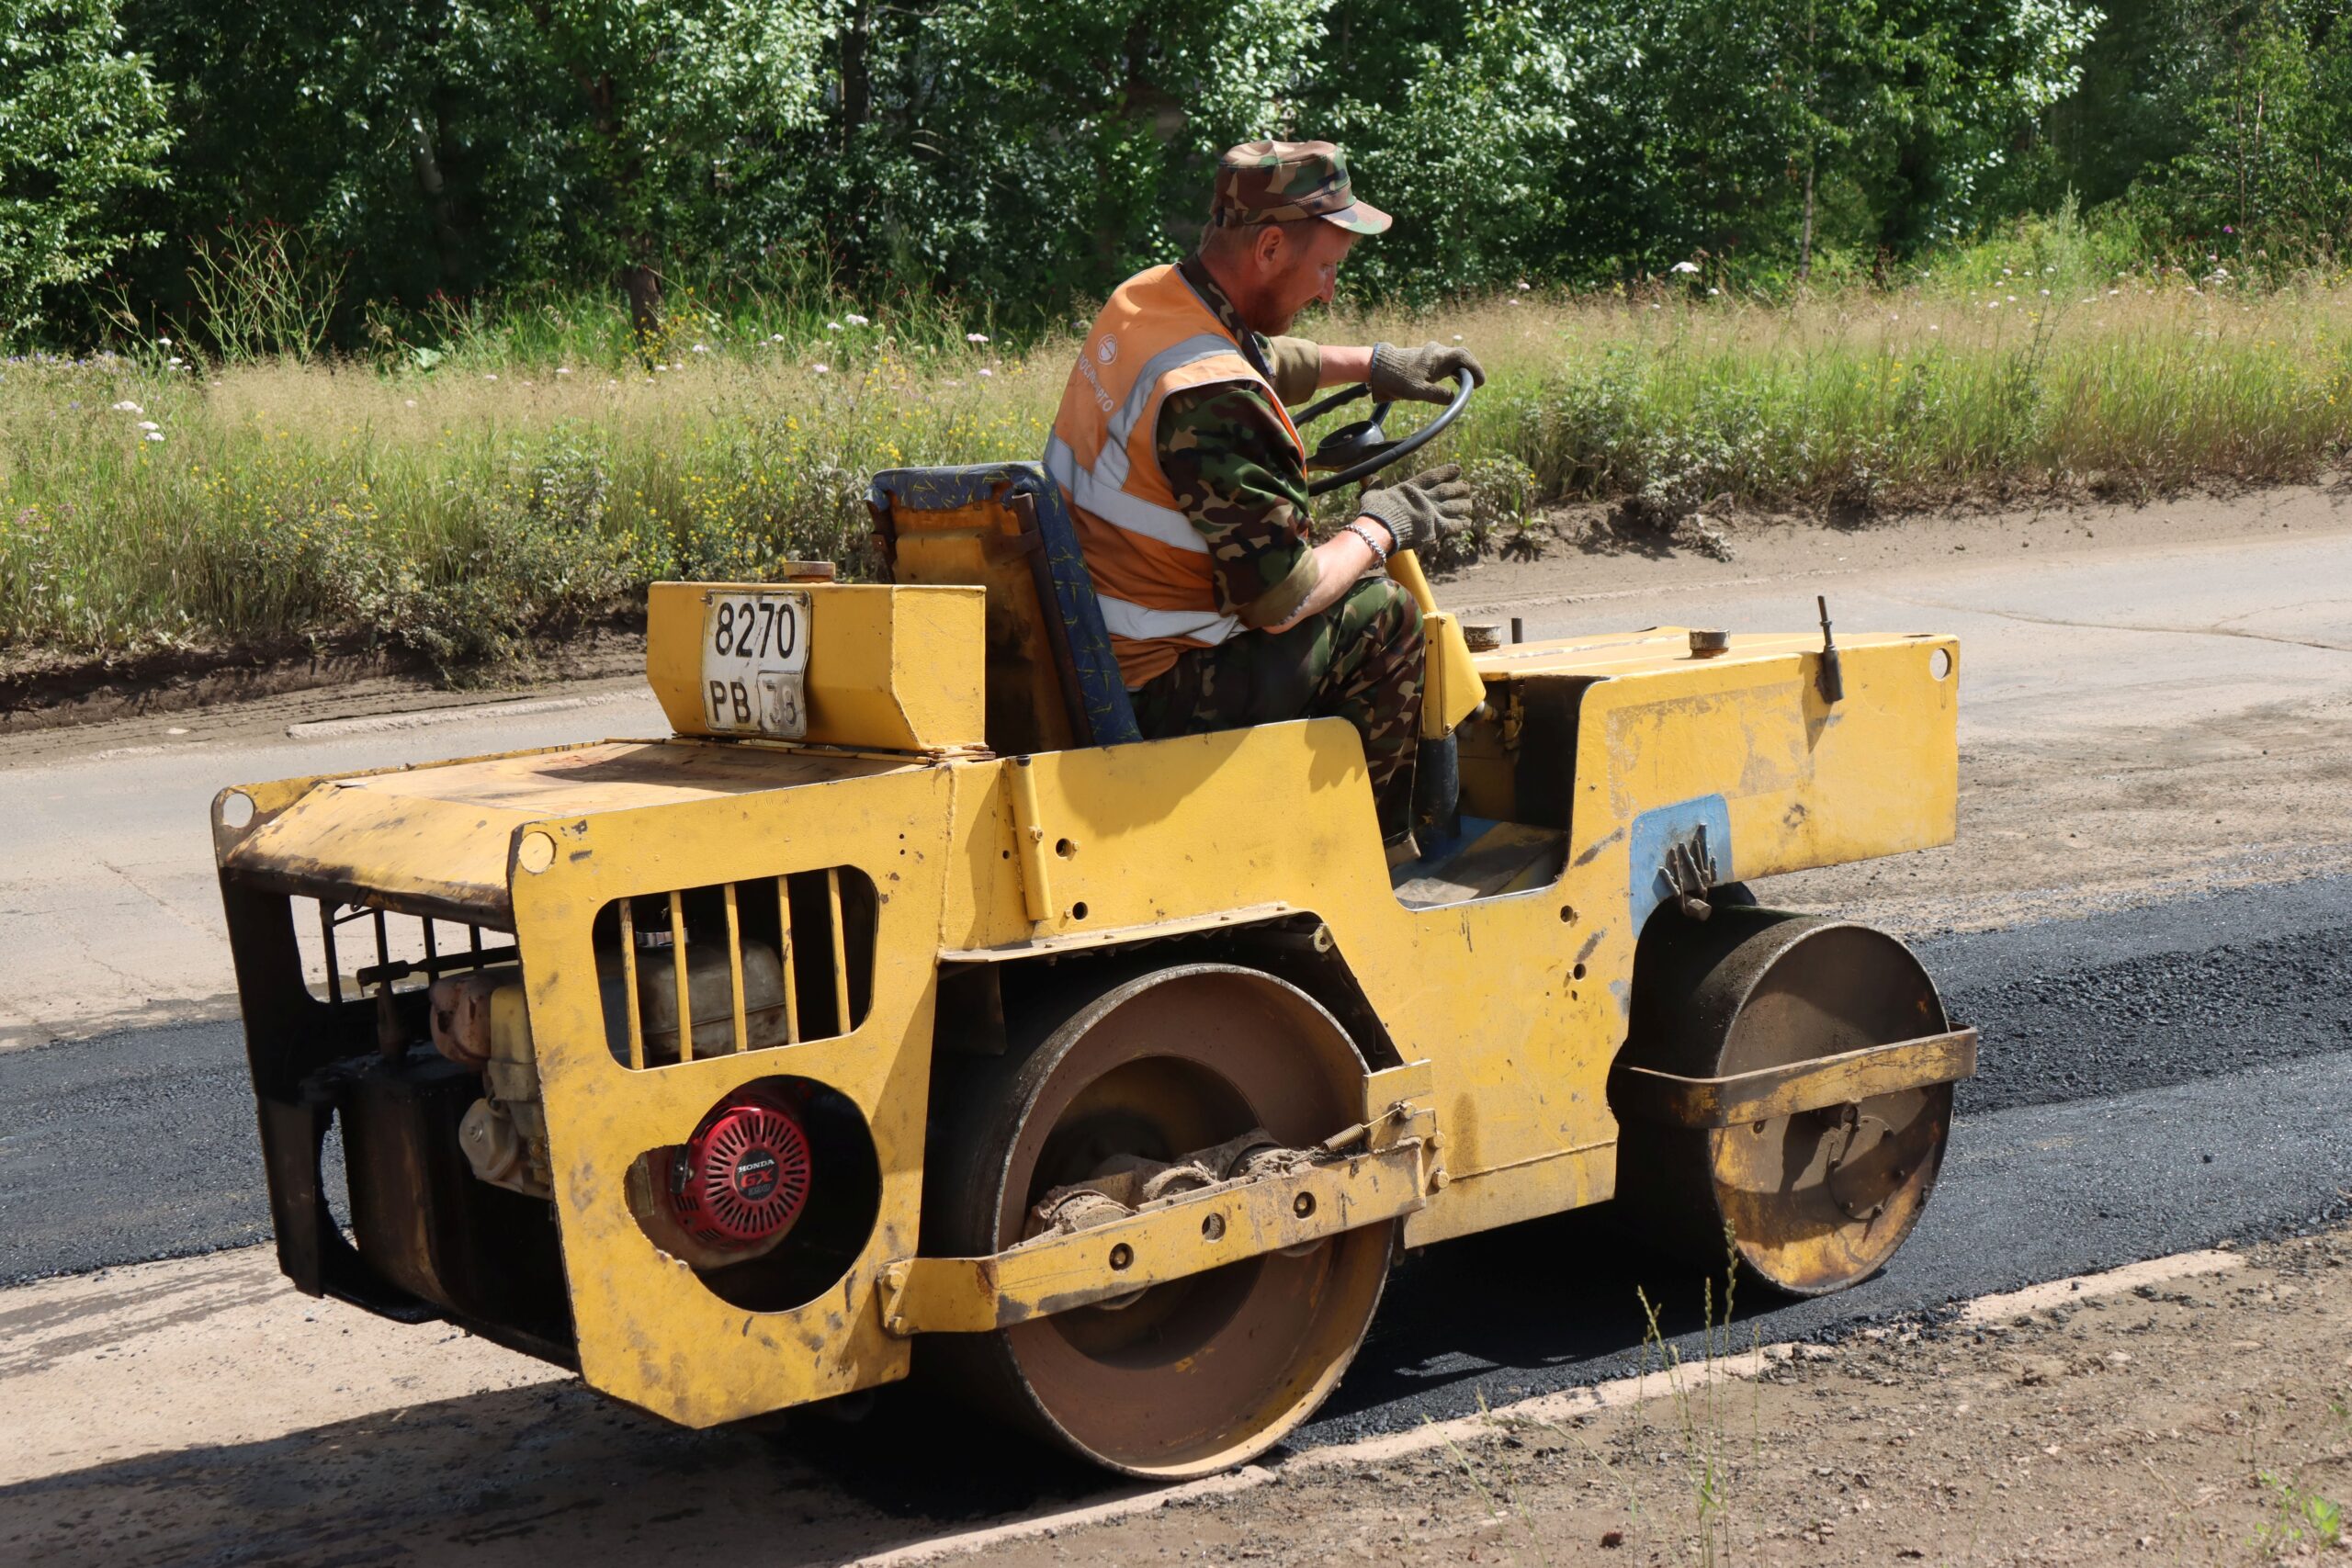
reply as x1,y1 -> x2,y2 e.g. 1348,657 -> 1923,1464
1358,462 -> 1474,555
1367,341 -> 1487,405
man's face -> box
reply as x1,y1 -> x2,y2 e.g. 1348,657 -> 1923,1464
1251,221 -> 1357,334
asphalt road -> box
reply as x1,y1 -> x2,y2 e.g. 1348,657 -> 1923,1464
5,874 -> 2349,1493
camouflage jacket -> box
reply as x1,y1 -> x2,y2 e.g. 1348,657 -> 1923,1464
1157,255 -> 1328,631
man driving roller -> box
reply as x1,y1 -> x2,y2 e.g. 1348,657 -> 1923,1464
1045,139 -> 1484,858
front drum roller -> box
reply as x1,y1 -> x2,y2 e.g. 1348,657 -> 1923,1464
1614,907 -> 1956,1296
921,964 -> 1395,1478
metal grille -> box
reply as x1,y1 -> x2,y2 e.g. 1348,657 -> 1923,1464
297,899 -> 514,1008
598,868 -> 876,1069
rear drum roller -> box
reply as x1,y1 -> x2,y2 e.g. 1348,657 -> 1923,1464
1615,907 -> 1955,1296
922,964 -> 1395,1477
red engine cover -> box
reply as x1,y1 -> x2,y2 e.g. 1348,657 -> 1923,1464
665,1088 -> 813,1247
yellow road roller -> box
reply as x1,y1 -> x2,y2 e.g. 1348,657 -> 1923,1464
210,374 -> 1972,1476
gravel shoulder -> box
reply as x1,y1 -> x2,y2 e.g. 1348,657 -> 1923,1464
963,1232 -> 2352,1568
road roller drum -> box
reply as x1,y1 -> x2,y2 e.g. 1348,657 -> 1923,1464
1611,908 -> 1965,1295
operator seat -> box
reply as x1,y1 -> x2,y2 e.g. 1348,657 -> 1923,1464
868,464 -> 1143,754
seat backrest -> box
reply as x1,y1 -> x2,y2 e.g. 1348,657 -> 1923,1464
867,463 -> 1142,755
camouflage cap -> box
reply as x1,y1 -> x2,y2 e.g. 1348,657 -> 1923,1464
1210,140 -> 1391,235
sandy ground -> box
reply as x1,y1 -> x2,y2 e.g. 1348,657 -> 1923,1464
0,482 -> 2347,1566
956,1234 -> 2352,1568
12,1236 -> 2346,1565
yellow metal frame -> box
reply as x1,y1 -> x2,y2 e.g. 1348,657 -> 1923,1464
218,581 -> 1962,1429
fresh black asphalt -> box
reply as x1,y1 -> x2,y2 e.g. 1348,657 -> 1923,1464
3,874 -> 2348,1502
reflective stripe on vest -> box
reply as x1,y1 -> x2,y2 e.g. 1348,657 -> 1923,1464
1046,265 -> 1306,690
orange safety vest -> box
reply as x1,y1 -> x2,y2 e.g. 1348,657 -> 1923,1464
1046,265 -> 1307,690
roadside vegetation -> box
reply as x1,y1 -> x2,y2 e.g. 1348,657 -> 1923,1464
10,0 -> 2352,678
6,214 -> 2351,673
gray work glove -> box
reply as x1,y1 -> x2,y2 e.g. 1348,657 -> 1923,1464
1358,463 -> 1474,555
1367,341 -> 1487,405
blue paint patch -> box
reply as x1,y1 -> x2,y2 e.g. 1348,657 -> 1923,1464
1626,794 -> 1734,932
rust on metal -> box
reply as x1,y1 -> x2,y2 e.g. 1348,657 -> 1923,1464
881,1134 -> 1428,1336
1610,1027 -> 1978,1129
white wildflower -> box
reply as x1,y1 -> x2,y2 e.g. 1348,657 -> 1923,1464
769,333 -> 786,343
484,373 -> 499,380
1452,333 -> 1464,341
691,343 -> 710,354
978,367 -> 994,378
1507,298 -> 1522,307
157,336 -> 173,346
404,399 -> 417,407
137,420 -> 159,430
111,400 -> 141,412
812,363 -> 831,374
1928,323 -> 1939,331
827,320 -> 843,332
556,367 -> 572,375
966,332 -> 990,344
144,431 -> 164,442
1708,287 -> 1721,296
1517,279 -> 1532,290
846,313 -> 871,326
2040,288 -> 2050,296
1669,261 -> 1701,275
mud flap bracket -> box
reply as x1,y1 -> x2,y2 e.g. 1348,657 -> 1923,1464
1609,1027 -> 1978,1130
878,1112 -> 1434,1337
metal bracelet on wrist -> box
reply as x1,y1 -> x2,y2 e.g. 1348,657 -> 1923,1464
1343,519 -> 1393,564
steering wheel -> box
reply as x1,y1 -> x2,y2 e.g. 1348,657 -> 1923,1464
1295,371 -> 1476,497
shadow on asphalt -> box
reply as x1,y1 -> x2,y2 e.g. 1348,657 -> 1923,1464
0,1211 -> 1773,1568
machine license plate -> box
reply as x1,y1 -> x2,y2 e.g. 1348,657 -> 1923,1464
700,590 -> 811,739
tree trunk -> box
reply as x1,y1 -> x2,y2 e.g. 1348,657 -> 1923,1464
624,257 -> 662,346
840,0 -> 872,149
409,111 -> 468,291
1799,160 -> 1817,280
1797,0 -> 1817,281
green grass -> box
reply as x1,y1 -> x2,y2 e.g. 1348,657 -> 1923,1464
9,236 -> 2352,672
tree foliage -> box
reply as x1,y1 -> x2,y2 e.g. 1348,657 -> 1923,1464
33,0 -> 2352,347
0,0 -> 174,337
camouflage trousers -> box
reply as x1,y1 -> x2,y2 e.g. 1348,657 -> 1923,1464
1130,577 -> 1424,837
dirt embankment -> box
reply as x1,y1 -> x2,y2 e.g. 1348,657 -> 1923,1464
0,626 -> 647,736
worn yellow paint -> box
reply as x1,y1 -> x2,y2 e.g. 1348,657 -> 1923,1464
1386,551 -> 1486,739
218,586 -> 1962,1430
646,581 -> 987,752
219,740 -> 916,923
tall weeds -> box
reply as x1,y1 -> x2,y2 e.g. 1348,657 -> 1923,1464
6,266 -> 2350,670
